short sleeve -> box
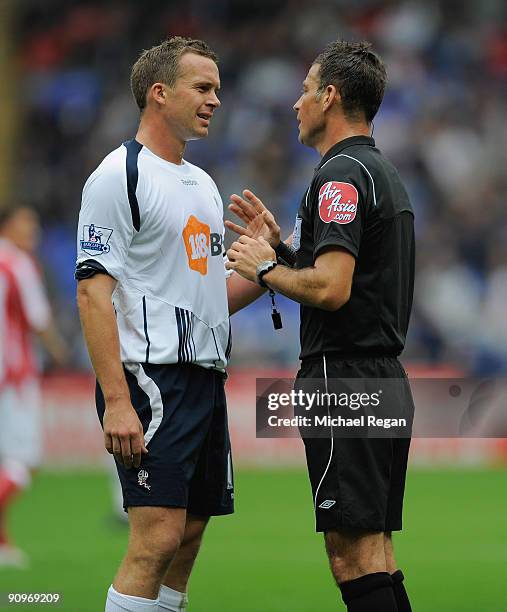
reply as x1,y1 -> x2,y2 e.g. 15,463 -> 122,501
310,158 -> 368,260
76,166 -> 134,281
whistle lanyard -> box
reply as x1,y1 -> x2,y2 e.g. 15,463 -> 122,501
269,289 -> 283,330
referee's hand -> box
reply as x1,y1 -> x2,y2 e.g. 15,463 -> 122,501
103,401 -> 148,469
226,189 -> 280,247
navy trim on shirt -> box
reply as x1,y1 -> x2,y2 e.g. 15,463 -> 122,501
75,258 -> 110,280
142,296 -> 151,363
124,139 -> 143,231
175,307 -> 185,363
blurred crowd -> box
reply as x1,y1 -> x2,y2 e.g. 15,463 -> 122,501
13,0 -> 507,373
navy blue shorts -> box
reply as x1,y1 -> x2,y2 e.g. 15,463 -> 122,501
96,363 -> 234,516
297,356 -> 413,533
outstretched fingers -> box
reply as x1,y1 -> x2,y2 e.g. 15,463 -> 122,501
224,219 -> 250,237
229,194 -> 257,221
262,210 -> 279,233
242,189 -> 266,214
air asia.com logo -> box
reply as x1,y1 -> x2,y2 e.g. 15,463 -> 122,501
318,181 -> 358,224
182,215 -> 223,276
80,224 -> 113,255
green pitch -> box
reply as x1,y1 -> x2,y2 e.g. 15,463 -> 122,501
1,467 -> 506,611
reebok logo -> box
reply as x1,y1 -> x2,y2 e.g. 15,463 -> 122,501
318,499 -> 336,509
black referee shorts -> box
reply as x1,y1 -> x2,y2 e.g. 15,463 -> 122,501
96,363 -> 234,517
296,355 -> 413,533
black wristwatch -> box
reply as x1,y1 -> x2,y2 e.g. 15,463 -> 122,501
256,260 -> 278,288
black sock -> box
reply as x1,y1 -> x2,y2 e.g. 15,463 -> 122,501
391,570 -> 412,612
339,572 -> 398,612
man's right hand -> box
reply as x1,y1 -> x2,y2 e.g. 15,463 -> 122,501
103,400 -> 148,469
225,189 -> 281,247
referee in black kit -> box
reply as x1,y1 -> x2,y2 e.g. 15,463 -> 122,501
226,41 -> 415,612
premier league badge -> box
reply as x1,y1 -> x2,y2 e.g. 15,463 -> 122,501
80,224 -> 113,256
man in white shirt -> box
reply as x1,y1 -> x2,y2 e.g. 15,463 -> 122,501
76,37 -> 264,612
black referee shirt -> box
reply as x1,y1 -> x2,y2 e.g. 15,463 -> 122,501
294,135 -> 415,360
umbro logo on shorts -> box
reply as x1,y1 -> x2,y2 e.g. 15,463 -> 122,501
318,499 -> 336,509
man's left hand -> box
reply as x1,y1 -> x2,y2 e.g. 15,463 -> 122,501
226,235 -> 276,283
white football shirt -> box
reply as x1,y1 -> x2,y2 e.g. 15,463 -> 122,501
76,139 -> 231,371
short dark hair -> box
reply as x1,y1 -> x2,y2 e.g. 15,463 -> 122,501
130,36 -> 218,111
314,41 -> 387,123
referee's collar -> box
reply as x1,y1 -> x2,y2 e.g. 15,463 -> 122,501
318,136 -> 375,169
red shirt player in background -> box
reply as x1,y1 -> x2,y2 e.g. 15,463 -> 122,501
0,206 -> 67,568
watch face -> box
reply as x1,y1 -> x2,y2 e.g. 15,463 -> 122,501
260,261 -> 275,273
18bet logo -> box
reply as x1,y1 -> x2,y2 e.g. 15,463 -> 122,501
318,181 -> 358,224
182,215 -> 223,275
